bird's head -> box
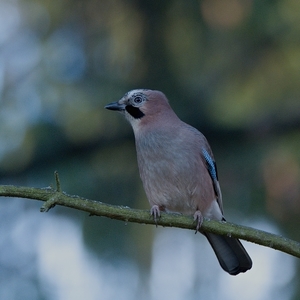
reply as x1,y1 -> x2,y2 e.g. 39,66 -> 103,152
105,89 -> 176,129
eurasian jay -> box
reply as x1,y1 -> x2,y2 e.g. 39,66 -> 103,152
105,89 -> 252,275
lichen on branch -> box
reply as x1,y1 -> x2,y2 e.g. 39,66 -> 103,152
0,182 -> 299,259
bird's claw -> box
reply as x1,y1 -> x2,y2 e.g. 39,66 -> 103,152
150,205 -> 161,226
193,210 -> 203,233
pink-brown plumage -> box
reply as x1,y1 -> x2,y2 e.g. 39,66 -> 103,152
105,89 -> 252,275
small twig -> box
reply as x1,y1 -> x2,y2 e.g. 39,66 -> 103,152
54,171 -> 61,192
40,196 -> 58,212
40,171 -> 62,212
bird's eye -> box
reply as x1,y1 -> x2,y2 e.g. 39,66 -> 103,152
131,93 -> 146,106
133,96 -> 143,104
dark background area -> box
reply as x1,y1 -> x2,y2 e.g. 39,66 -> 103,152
0,0 -> 299,299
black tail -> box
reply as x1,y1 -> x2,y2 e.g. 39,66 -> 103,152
205,232 -> 252,275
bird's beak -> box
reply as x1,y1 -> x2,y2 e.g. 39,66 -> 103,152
105,101 -> 126,112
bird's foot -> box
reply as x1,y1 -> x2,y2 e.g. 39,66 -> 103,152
150,205 -> 161,225
193,210 -> 203,233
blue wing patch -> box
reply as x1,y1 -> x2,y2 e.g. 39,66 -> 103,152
202,149 -> 218,180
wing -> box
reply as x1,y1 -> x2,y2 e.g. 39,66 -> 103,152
202,148 -> 223,214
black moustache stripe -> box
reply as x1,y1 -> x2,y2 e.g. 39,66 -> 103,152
126,105 -> 145,119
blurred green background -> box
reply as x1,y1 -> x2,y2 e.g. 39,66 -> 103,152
0,0 -> 300,299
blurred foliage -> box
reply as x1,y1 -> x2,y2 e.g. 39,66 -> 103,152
0,0 -> 300,299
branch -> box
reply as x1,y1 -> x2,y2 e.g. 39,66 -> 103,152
0,180 -> 299,259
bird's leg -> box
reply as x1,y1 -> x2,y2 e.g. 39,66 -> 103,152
193,210 -> 204,233
150,205 -> 161,225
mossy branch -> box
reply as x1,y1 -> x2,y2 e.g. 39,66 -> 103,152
0,174 -> 299,259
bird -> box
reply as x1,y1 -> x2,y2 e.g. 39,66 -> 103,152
105,89 -> 252,275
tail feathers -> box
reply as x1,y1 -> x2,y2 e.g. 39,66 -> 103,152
205,232 -> 252,275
